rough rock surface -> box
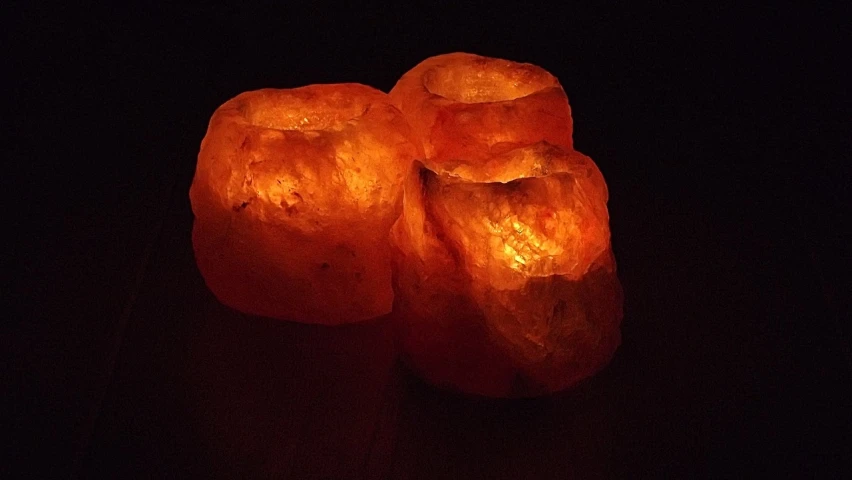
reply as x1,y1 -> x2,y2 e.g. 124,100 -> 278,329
390,145 -> 623,397
389,52 -> 574,167
190,84 -> 423,324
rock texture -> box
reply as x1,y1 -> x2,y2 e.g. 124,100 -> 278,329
190,85 -> 423,324
389,146 -> 622,397
189,54 -> 622,396
388,52 -> 574,166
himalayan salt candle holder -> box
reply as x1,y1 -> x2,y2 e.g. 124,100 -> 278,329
389,144 -> 623,397
190,84 -> 423,324
389,52 -> 574,166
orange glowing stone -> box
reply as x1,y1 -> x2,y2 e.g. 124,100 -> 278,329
388,52 -> 574,167
390,145 -> 623,397
190,84 -> 423,324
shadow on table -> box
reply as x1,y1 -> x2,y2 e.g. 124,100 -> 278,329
81,196 -> 750,479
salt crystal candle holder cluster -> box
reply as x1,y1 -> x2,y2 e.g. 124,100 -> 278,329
190,53 -> 623,397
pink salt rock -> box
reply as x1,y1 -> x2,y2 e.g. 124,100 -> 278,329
190,84 -> 423,324
389,52 -> 574,167
390,144 -> 623,397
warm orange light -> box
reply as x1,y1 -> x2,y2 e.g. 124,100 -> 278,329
389,52 -> 574,166
390,146 -> 622,397
190,84 -> 423,324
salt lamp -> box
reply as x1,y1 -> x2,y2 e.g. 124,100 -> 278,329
388,52 -> 573,166
190,84 -> 423,324
389,144 -> 623,397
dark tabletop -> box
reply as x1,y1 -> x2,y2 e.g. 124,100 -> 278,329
6,3 -> 849,478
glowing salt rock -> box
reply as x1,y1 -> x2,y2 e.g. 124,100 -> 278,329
389,52 -> 573,166
390,144 -> 622,397
190,84 -> 423,324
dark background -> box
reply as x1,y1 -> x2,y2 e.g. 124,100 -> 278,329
5,2 -> 849,478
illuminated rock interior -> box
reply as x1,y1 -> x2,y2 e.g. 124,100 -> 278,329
390,146 -> 622,397
190,84 -> 422,324
389,52 -> 574,166
189,54 -> 622,396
